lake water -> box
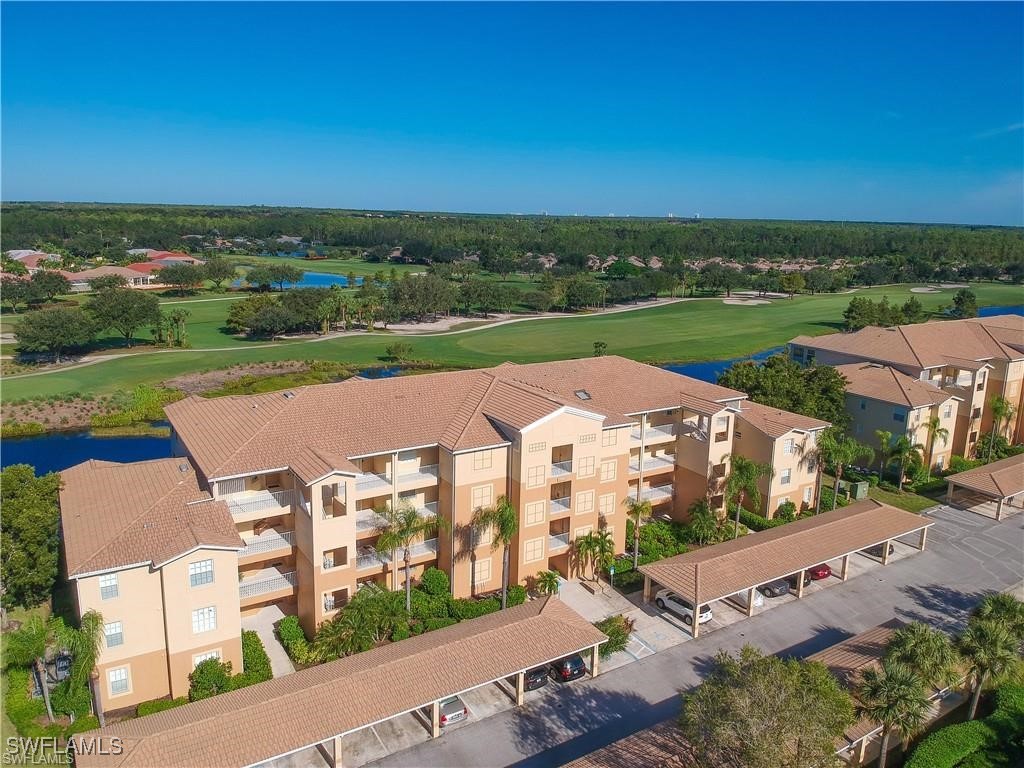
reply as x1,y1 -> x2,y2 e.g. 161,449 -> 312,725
3,304 -> 1021,474
231,271 -> 364,289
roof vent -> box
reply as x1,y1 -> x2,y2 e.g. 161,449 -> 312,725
574,389 -> 591,401
283,391 -> 296,399
178,463 -> 189,473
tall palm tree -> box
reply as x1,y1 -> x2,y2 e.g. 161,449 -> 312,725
958,618 -> 1020,719
885,622 -> 961,692
820,433 -> 874,510
924,416 -> 950,479
472,495 -> 519,609
857,660 -> 930,768
623,497 -> 653,569
971,592 -> 1024,645
724,455 -> 773,538
888,436 -> 925,492
575,530 -> 614,583
3,615 -> 56,723
374,502 -> 450,612
875,429 -> 893,477
988,396 -> 1017,460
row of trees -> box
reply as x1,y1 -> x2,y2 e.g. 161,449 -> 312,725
842,289 -> 976,331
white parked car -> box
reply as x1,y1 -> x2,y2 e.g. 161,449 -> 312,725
654,589 -> 713,625
729,588 -> 765,611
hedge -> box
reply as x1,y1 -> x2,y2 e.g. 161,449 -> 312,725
451,596 -> 501,621
594,615 -> 634,659
277,615 -> 315,665
234,630 -> 273,687
3,667 -> 99,739
738,508 -> 786,532
507,585 -> 527,606
136,697 -> 188,717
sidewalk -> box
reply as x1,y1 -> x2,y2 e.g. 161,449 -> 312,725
241,604 -> 296,678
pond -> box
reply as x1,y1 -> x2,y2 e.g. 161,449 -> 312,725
230,271 -> 365,289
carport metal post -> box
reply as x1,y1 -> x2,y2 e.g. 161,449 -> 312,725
840,554 -> 850,581
996,498 -> 1004,521
691,563 -> 702,639
515,671 -> 525,706
881,539 -> 892,565
795,569 -> 806,599
431,700 -> 441,739
945,479 -> 954,505
590,644 -> 601,677
745,587 -> 756,617
642,575 -> 653,603
918,527 -> 928,550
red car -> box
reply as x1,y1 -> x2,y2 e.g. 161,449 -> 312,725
807,563 -> 832,580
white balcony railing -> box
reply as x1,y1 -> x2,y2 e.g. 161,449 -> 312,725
356,548 -> 389,570
550,497 -> 571,515
239,530 -> 294,558
397,464 -> 439,486
226,489 -> 295,518
548,533 -> 570,550
678,422 -> 709,442
407,538 -> 439,559
356,509 -> 387,533
630,424 -> 676,442
417,501 -> 439,518
238,571 -> 297,599
356,473 -> 391,493
640,485 -> 673,504
323,595 -> 337,612
629,455 -> 676,474
550,460 -> 573,477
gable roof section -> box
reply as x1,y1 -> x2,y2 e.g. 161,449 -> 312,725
836,363 -> 955,409
944,453 -> 1024,499
60,459 -> 242,578
734,400 -> 830,439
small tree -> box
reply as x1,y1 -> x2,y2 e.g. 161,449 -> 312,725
472,496 -> 519,609
188,657 -> 233,701
952,288 -> 978,318
858,660 -> 930,768
1,276 -> 33,313
623,497 -> 652,569
988,396 -> 1017,461
87,274 -> 129,292
3,615 -> 57,722
818,432 -> 874,511
0,465 -> 62,609
885,622 -> 961,691
374,503 -> 450,612
385,341 -> 414,362
593,340 -> 608,356
924,416 -> 949,479
535,569 -> 560,597
889,436 -> 925,492
16,305 -> 95,362
971,592 -> 1024,644
202,256 -> 237,290
958,617 -> 1019,720
30,270 -> 71,302
686,498 -> 720,545
268,263 -> 304,291
725,455 -> 774,538
158,263 -> 205,296
85,287 -> 161,347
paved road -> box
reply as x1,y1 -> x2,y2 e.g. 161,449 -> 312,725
369,506 -> 1024,768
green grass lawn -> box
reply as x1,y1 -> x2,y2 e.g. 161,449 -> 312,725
3,282 -> 1021,400
867,484 -> 939,513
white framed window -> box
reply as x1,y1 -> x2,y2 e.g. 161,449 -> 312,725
472,450 -> 493,471
576,490 -> 595,514
104,622 -> 123,648
575,524 -> 593,538
108,667 -> 129,696
782,438 -> 794,456
601,430 -> 617,447
526,465 -> 546,488
780,469 -> 792,485
943,404 -> 953,419
803,486 -> 812,504
527,442 -> 546,453
523,538 -> 545,563
192,650 -> 221,669
99,573 -> 118,600
577,456 -> 595,478
716,416 -> 729,429
472,523 -> 493,549
579,433 -> 596,444
473,558 -> 492,585
603,525 -> 615,539
189,559 -> 214,588
599,493 -> 615,516
600,460 -> 616,483
191,606 -> 217,634
524,501 -> 545,526
471,484 -> 493,510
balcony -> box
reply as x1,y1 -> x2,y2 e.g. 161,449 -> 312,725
678,422 -> 709,442
639,485 -> 673,504
356,547 -> 390,571
226,489 -> 295,520
548,532 -> 570,551
355,472 -> 391,494
549,497 -> 572,516
238,570 -> 297,600
631,423 -> 677,443
550,460 -> 573,478
239,529 -> 294,559
356,502 -> 439,535
396,464 -> 439,487
629,454 -> 676,474
407,538 -> 439,559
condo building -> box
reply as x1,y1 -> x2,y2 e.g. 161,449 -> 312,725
789,314 -> 1024,457
59,356 -> 824,712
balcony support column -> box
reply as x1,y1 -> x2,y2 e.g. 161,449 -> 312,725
430,700 -> 441,739
515,671 -> 525,706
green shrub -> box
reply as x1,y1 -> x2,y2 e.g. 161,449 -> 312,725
819,486 -> 849,510
234,630 -> 272,687
391,623 -> 411,642
50,680 -> 92,718
594,614 -> 635,659
878,480 -> 900,493
409,620 -> 426,636
774,500 -> 797,522
910,478 -> 947,495
136,697 -> 188,717
0,421 -> 46,438
424,617 -> 458,632
188,658 -> 233,701
451,596 -> 500,621
419,567 -> 450,597
948,455 -> 983,474
410,589 -> 452,621
738,508 -> 785,531
636,519 -> 689,559
4,667 -> 57,737
904,720 -> 994,768
506,585 -> 527,606
276,615 -> 314,665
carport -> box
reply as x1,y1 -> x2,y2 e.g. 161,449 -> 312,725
639,499 -> 932,639
945,454 -> 1024,521
74,598 -> 606,768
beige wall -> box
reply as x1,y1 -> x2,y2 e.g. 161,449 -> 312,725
845,394 -> 958,474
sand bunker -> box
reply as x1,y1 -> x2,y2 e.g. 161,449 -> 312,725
723,298 -> 771,306
910,287 -> 940,293
938,283 -> 969,289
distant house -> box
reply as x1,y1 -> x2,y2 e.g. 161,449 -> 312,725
61,266 -> 157,292
123,262 -> 165,276
4,250 -> 62,274
146,250 -> 204,265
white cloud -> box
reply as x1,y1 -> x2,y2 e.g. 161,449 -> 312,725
973,122 -> 1024,140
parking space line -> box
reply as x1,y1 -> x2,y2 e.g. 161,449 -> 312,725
370,726 -> 386,751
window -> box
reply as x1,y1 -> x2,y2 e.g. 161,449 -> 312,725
193,650 -> 220,669
471,484 -> 493,510
577,456 -> 595,478
472,523 -> 493,549
716,416 -> 729,429
575,525 -> 593,538
528,442 -> 547,453
860,399 -> 867,411
892,409 -> 906,423
189,559 -> 214,588
523,538 -> 545,563
943,404 -> 953,419
935,455 -> 944,470
970,431 -> 978,443
601,430 -> 617,447
579,433 -> 596,444
600,460 -> 616,482
473,558 -> 492,585
99,573 -> 118,600
526,465 -> 546,488
525,501 -> 545,526
803,487 -> 812,504
576,490 -> 595,514
108,668 -> 129,696
782,438 -> 795,456
599,493 -> 615,517
472,450 -> 493,471
191,606 -> 217,634
780,469 -> 792,485
104,622 -> 123,648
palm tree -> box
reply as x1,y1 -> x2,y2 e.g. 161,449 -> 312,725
374,502 -> 450,612
686,498 -> 720,545
958,617 -> 1020,719
988,396 -> 1017,460
819,433 -> 874,510
971,592 -> 1024,645
724,455 -> 773,538
3,615 -> 56,723
623,497 -> 653,569
924,416 -> 950,479
875,429 -> 893,477
885,622 -> 961,692
53,610 -> 105,721
857,660 -> 930,768
889,436 -> 925,492
535,570 -> 561,597
472,495 -> 519,609
575,530 -> 614,583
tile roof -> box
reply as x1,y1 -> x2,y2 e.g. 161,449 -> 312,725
165,357 -> 747,482
59,459 -> 243,578
790,314 -> 1024,371
639,499 -> 932,605
835,363 -> 956,409
564,720 -> 699,768
60,266 -> 150,282
734,400 -> 830,439
76,597 -> 606,768
944,453 -> 1024,499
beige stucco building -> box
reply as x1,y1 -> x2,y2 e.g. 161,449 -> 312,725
790,314 -> 1024,458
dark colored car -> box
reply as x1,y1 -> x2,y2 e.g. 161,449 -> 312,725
758,579 -> 791,598
786,571 -> 811,589
865,543 -> 895,558
523,666 -> 549,691
808,563 -> 832,580
550,654 -> 588,682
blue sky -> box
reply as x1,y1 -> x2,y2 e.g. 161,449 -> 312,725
2,2 -> 1022,225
